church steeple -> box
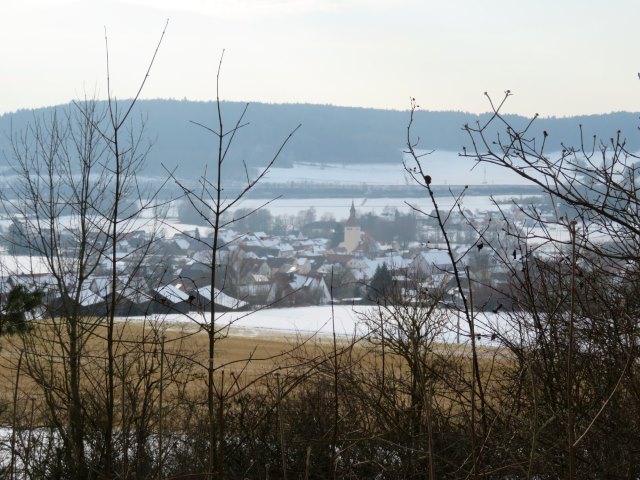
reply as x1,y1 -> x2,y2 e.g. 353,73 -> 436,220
346,200 -> 358,227
341,200 -> 361,253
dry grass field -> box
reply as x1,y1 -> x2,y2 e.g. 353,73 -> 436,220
0,315 -> 509,430
0,315 -> 533,479
0,318 -> 359,421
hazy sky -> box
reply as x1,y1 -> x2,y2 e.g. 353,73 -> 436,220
2,0 -> 639,117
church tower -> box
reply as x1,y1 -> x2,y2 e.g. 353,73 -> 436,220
342,201 -> 361,253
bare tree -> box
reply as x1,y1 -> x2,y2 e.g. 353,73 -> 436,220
2,100 -> 117,478
169,51 -> 300,478
98,22 -> 169,474
460,90 -> 640,478
0,21 -> 174,479
404,98 -> 490,477
360,278 -> 449,479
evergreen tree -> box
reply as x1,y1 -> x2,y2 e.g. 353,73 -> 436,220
368,263 -> 394,303
329,223 -> 345,249
0,285 -> 43,335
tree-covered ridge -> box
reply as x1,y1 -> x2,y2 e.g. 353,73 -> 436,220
1,100 -> 638,180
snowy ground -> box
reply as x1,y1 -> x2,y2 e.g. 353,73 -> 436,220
129,305 -> 505,347
262,153 -> 532,187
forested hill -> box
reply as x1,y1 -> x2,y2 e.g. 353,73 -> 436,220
1,99 -> 638,180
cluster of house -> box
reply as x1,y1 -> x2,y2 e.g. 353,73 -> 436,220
0,203 -> 464,317
167,202 -> 458,308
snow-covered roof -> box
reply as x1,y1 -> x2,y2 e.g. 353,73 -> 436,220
294,239 -> 315,247
197,285 -> 248,310
250,274 -> 269,283
174,238 -> 190,250
316,264 -> 334,275
288,274 -> 331,304
155,284 -> 189,303
0,254 -> 51,275
414,251 -> 453,267
347,258 -> 380,278
377,255 -> 411,269
9,273 -> 58,290
79,288 -> 104,307
192,250 -> 213,265
289,274 -> 315,290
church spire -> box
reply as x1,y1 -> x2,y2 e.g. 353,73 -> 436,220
346,200 -> 358,227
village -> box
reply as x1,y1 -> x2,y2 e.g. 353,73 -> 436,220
0,199 -> 528,317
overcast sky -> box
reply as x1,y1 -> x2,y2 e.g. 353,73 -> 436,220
2,0 -> 639,117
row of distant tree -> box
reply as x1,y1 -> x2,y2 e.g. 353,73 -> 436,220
2,99 -> 639,181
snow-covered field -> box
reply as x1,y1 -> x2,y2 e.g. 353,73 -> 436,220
262,153 -> 532,187
130,305 -> 504,347
0,156 -> 542,233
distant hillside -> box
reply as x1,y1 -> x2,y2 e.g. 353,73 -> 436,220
1,100 -> 638,181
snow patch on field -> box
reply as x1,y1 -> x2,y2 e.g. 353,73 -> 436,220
262,154 -> 531,187
129,305 -> 505,346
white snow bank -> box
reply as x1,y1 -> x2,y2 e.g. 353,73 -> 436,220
128,305 -> 506,346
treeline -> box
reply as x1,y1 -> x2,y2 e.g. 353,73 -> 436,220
1,100 -> 639,181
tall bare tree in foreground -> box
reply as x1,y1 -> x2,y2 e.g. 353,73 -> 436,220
403,98 -> 489,477
99,22 -> 169,475
3,98 -> 112,479
170,51 -> 300,478
0,22 -> 171,479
